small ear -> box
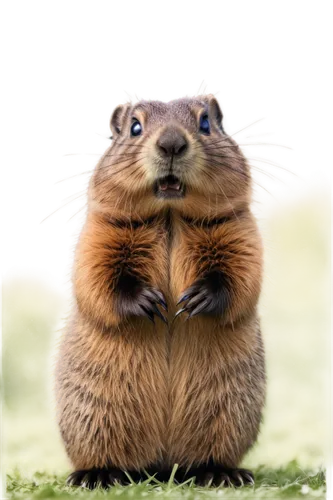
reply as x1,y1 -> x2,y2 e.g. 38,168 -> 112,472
207,95 -> 223,130
110,104 -> 130,137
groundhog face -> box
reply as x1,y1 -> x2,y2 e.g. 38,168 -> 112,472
91,96 -> 251,215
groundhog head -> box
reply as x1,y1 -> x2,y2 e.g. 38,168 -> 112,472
91,95 -> 251,217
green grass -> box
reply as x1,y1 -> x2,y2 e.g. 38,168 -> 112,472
2,194 -> 330,500
6,463 -> 326,500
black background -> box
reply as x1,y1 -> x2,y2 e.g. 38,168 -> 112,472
0,67 -> 306,278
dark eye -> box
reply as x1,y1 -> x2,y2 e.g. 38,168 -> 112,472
199,114 -> 210,134
131,119 -> 142,137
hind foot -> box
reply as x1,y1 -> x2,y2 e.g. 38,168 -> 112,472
144,466 -> 174,482
177,464 -> 254,487
67,467 -> 141,489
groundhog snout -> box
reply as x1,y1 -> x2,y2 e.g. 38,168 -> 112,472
156,127 -> 188,159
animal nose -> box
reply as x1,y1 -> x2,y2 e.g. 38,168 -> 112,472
156,128 -> 188,158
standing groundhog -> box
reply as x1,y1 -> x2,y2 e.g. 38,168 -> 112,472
55,95 -> 265,488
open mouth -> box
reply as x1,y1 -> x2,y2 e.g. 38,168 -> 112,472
154,174 -> 185,199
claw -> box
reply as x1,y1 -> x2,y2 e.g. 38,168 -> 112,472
156,296 -> 168,311
176,293 -> 191,305
202,472 -> 214,486
153,290 -> 168,311
152,304 -> 168,324
243,473 -> 254,485
188,298 -> 212,318
141,306 -> 155,323
185,290 -> 206,309
206,477 -> 214,487
235,473 -> 244,486
143,288 -> 168,312
175,307 -> 186,318
158,299 -> 168,311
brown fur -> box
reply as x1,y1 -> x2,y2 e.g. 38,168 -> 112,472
55,95 -> 266,482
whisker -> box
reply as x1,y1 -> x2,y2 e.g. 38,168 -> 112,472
203,170 -> 239,221
64,206 -> 83,224
107,144 -> 143,155
39,190 -> 84,224
45,185 -> 87,207
254,165 -> 288,186
63,153 -> 103,157
192,119 -> 265,151
194,84 -> 208,97
98,156 -> 145,176
255,177 -> 273,196
109,146 -> 145,153
245,132 -> 273,139
55,172 -> 94,184
201,151 -> 242,161
112,138 -> 145,148
56,153 -> 142,186
110,164 -> 145,212
230,118 -> 265,138
198,136 -> 232,149
193,136 -> 231,150
197,154 -> 250,180
93,158 -> 144,190
110,163 -> 144,186
239,142 -> 292,150
95,132 -> 110,140
112,143 -> 145,148
199,151 -> 294,186
245,157 -> 297,176
98,153 -> 141,164
62,150 -> 141,164
205,141 -> 291,152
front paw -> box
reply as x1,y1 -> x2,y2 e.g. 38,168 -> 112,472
117,273 -> 168,324
175,270 -> 230,319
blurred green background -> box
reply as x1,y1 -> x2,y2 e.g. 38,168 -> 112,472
2,193 -> 330,475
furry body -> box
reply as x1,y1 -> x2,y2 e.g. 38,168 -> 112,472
55,96 -> 266,487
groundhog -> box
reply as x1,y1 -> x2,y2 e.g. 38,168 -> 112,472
55,95 -> 266,488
